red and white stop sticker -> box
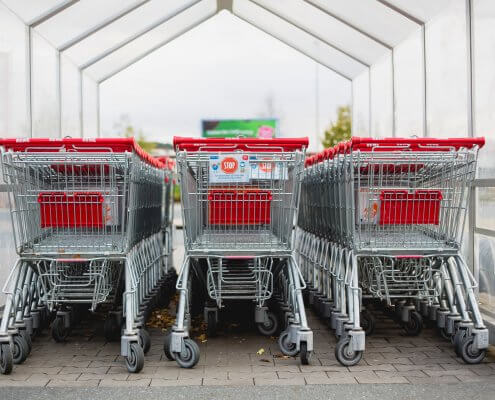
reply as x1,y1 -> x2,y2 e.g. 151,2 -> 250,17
259,157 -> 272,173
221,157 -> 238,174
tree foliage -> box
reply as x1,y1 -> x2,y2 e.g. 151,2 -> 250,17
113,114 -> 156,153
322,106 -> 352,149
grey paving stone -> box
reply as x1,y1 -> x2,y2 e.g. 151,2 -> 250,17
47,379 -> 100,387
99,378 -> 151,387
150,378 -> 202,387
203,378 -> 254,386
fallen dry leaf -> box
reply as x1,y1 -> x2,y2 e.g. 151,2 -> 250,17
256,348 -> 265,355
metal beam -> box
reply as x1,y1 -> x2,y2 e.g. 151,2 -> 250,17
233,13 -> 352,81
58,0 -> 152,51
27,0 -> 80,28
375,0 -> 424,25
217,0 -> 233,12
304,0 -> 393,49
97,13 -> 216,84
249,0 -> 369,67
80,0 -> 203,70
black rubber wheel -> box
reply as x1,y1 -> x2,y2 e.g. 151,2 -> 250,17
12,334 -> 28,365
19,330 -> 32,355
300,341 -> 311,365
206,311 -> 217,338
256,311 -> 279,336
361,310 -> 376,336
335,336 -> 363,367
278,330 -> 298,357
139,329 -> 151,354
103,316 -> 121,342
163,333 -> 175,361
51,317 -> 70,342
459,335 -> 486,365
439,327 -> 452,341
0,343 -> 13,374
125,342 -> 145,373
174,338 -> 200,369
403,311 -> 423,336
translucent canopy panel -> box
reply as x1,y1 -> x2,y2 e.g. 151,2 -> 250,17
351,71 -> 370,136
247,0 -> 385,66
305,0 -> 418,47
394,29 -> 424,137
233,0 -> 365,79
31,31 -> 59,138
64,0 -> 199,66
0,2 -> 29,138
381,0 -> 454,23
82,74 -> 98,137
61,56 -> 82,137
1,0 -> 68,24
473,0 -> 495,178
35,0 -> 139,49
425,0 -> 468,137
370,54 -> 393,138
85,0 -> 217,82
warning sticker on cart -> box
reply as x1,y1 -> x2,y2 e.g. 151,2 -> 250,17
209,154 -> 250,183
357,188 -> 378,224
249,156 -> 288,180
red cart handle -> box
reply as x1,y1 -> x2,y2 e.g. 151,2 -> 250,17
0,137 -> 165,169
173,136 -> 308,152
348,137 -> 485,152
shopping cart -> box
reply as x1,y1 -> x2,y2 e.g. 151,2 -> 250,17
298,137 -> 488,366
163,137 -> 313,368
0,138 -> 172,374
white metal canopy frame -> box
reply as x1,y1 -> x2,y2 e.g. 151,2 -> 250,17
0,0 -> 466,140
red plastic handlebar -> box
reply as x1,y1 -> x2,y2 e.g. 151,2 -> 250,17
0,137 -> 165,169
173,136 -> 309,152
305,136 -> 485,167
348,137 -> 485,152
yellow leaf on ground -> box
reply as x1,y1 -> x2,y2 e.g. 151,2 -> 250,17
256,348 -> 265,355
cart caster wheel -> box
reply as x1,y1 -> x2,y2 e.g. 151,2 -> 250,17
19,330 -> 32,355
12,334 -> 29,365
174,338 -> 200,369
256,311 -> 279,336
207,311 -> 217,338
361,310 -> 376,336
139,329 -> 151,354
0,343 -> 13,374
51,317 -> 70,342
335,336 -> 363,367
278,330 -> 299,357
125,342 -> 144,373
300,341 -> 312,365
439,327 -> 452,341
403,311 -> 423,336
453,328 -> 467,356
459,335 -> 486,364
104,316 -> 121,342
163,333 -> 175,361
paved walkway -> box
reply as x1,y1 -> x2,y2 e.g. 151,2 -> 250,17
0,305 -> 494,388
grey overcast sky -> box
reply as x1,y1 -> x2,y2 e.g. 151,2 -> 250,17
99,11 -> 351,152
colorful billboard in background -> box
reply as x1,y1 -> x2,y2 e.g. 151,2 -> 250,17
201,119 -> 278,138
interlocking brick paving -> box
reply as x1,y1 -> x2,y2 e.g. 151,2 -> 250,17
0,307 -> 494,387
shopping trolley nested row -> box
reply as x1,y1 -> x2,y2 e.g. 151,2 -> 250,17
164,137 -> 313,368
0,138 -> 174,374
297,137 -> 488,366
